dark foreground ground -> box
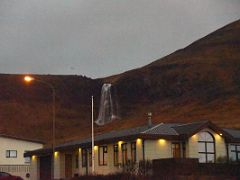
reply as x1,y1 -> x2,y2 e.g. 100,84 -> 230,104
69,174 -> 237,180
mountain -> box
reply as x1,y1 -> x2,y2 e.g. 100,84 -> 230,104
0,19 -> 240,144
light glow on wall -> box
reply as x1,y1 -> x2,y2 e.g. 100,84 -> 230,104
158,139 -> 166,145
94,146 -> 98,151
191,134 -> 198,140
54,151 -> 59,158
118,141 -> 123,146
136,138 -> 142,145
32,155 -> 36,160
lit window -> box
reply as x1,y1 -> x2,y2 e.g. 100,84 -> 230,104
198,132 -> 215,163
6,150 -> 17,158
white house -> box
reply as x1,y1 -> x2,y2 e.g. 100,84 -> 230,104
0,134 -> 44,180
25,120 -> 240,180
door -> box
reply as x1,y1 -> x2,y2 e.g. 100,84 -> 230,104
40,156 -> 52,180
172,143 -> 181,158
65,154 -> 72,178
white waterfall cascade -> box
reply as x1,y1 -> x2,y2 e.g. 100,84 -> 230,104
95,83 -> 119,126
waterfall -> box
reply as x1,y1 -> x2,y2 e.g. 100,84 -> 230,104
95,83 -> 119,126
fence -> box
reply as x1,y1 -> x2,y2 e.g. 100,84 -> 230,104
152,158 -> 240,179
0,165 -> 30,180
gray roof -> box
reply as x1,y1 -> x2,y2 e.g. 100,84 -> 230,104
173,121 -> 208,135
223,128 -> 240,140
56,125 -> 149,149
25,120 -> 240,156
142,123 -> 180,135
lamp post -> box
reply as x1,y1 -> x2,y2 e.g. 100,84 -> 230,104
24,75 -> 56,178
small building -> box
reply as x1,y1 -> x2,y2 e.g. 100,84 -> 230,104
0,134 -> 44,180
25,120 -> 240,180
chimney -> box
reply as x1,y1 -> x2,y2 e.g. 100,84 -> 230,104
147,112 -> 152,128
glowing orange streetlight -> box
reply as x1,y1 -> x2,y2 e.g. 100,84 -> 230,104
23,75 -> 56,179
24,76 -> 34,82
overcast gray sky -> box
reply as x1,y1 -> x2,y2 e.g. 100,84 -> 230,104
0,0 -> 240,78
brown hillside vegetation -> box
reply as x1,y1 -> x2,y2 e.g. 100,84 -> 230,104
0,19 -> 240,144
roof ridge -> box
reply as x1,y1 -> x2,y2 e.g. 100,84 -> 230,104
174,120 -> 208,128
141,123 -> 164,134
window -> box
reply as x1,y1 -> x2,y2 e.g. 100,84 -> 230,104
113,144 -> 119,166
229,144 -> 240,161
121,143 -> 128,166
172,143 -> 181,158
131,142 -> 136,163
24,151 -> 30,163
98,146 -> 108,166
75,152 -> 79,168
82,149 -> 87,167
88,149 -> 92,167
198,132 -> 215,163
6,150 -> 17,158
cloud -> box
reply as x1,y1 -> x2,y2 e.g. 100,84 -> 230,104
0,0 -> 240,78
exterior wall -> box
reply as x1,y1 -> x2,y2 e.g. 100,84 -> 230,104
0,137 -> 43,165
187,128 -> 227,161
54,152 -> 65,179
78,143 -> 120,175
0,137 -> 43,180
136,138 -> 143,162
30,156 -> 39,180
186,134 -> 199,159
144,139 -> 172,160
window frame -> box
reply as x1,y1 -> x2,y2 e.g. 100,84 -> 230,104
6,150 -> 17,158
88,149 -> 92,167
82,149 -> 87,167
198,131 -> 216,163
113,144 -> 119,166
75,152 -> 79,168
230,144 -> 240,162
98,145 -> 108,166
121,143 -> 128,166
131,142 -> 136,163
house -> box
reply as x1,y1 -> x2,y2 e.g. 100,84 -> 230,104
25,120 -> 240,180
0,134 -> 44,180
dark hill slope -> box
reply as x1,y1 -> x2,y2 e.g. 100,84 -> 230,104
106,19 -> 240,129
0,19 -> 240,144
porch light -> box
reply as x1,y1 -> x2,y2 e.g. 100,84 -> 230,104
94,146 -> 98,150
136,138 -> 142,145
219,133 -> 223,136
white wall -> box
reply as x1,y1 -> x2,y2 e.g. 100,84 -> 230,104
0,136 -> 43,165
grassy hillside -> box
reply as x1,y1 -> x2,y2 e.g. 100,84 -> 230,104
0,19 -> 240,144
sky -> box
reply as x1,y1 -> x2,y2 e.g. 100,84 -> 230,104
0,0 -> 240,78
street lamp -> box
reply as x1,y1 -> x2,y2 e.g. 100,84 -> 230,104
24,75 -> 56,178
